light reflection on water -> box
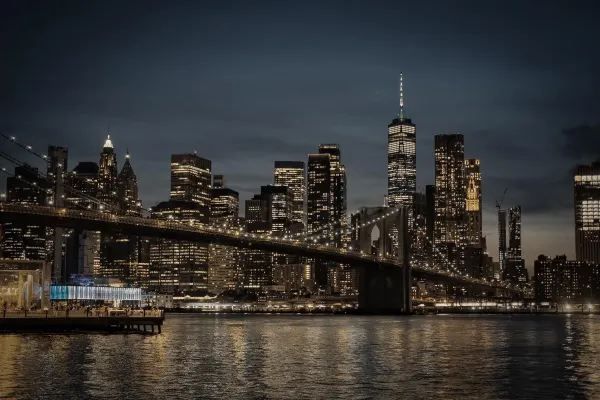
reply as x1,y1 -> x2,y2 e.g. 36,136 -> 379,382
1,314 -> 599,399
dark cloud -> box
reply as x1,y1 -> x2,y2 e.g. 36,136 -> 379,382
2,0 -> 600,263
561,125 -> 600,160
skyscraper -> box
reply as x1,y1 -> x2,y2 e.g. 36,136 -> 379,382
434,134 -> 466,271
307,153 -> 331,240
65,162 -> 100,276
503,205 -> 527,283
149,153 -> 212,295
2,165 -> 48,261
47,145 -> 68,281
97,135 -> 118,210
170,153 -> 212,220
574,161 -> 600,263
307,144 -> 349,293
100,150 -> 144,283
117,151 -> 141,216
465,159 -> 482,246
274,161 -> 305,233
387,73 -> 416,214
498,209 -> 507,278
208,182 -> 240,294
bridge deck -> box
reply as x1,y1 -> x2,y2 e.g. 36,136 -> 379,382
0,203 -> 520,293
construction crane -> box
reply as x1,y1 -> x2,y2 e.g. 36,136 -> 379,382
496,187 -> 508,210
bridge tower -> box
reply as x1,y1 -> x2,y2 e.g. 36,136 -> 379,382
47,145 -> 68,283
352,206 -> 411,313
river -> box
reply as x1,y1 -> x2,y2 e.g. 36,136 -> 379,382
1,314 -> 599,399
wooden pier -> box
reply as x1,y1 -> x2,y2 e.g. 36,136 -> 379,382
0,313 -> 164,334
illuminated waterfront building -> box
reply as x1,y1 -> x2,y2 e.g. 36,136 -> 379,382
387,74 -> 416,215
434,134 -> 466,271
148,153 -> 212,295
149,200 -> 208,295
243,194 -> 272,289
574,161 -> 600,263
534,255 -> 600,304
1,165 -> 48,261
274,161 -> 306,233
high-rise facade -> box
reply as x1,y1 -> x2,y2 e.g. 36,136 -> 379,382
65,162 -> 100,277
307,144 -> 349,293
434,134 -> 466,270
574,161 -> 600,263
498,209 -> 507,277
117,152 -> 141,216
97,135 -> 118,210
1,165 -> 48,261
47,146 -> 68,281
387,74 -> 416,213
100,149 -> 145,283
208,184 -> 240,294
503,205 -> 527,283
170,154 -> 212,220
149,201 -> 207,295
464,159 -> 482,246
149,153 -> 212,295
274,161 -> 305,233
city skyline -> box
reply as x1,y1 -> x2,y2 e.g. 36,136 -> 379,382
3,1 -> 600,269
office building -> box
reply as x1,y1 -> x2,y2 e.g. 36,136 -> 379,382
434,134 -> 466,271
574,161 -> 600,263
274,161 -> 305,233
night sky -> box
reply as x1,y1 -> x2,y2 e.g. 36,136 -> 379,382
2,1 -> 600,269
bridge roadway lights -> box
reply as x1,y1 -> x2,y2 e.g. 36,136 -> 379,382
357,264 -> 411,314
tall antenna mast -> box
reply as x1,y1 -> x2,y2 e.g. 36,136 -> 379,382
399,72 -> 404,120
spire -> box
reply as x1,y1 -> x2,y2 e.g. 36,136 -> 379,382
103,134 -> 113,149
125,148 -> 130,160
399,72 -> 404,120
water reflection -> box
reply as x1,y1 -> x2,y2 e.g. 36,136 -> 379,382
1,314 -> 599,399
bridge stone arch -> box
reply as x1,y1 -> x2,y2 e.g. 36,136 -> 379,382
351,206 -> 411,313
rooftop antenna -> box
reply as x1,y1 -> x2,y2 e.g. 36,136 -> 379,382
399,72 -> 404,120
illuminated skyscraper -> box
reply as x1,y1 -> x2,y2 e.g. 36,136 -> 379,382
1,165 -> 48,261
97,135 -> 118,210
148,153 -> 212,295
100,151 -> 144,283
47,146 -> 68,281
170,153 -> 212,219
65,162 -> 100,277
574,161 -> 600,263
274,161 -> 305,233
307,144 -> 349,293
117,151 -> 141,216
465,159 -> 482,246
498,209 -> 507,277
503,205 -> 527,283
387,73 -> 416,214
434,134 -> 466,270
149,200 -> 208,295
208,183 -> 240,294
